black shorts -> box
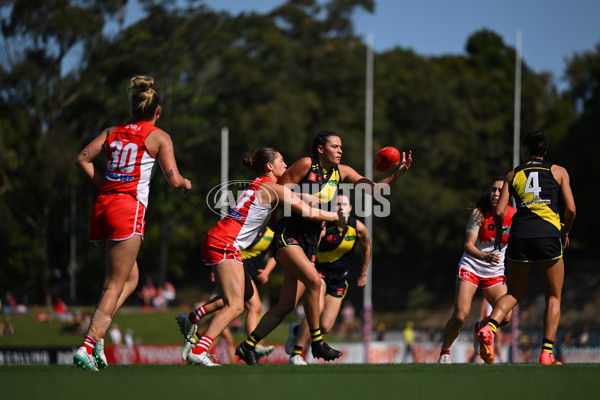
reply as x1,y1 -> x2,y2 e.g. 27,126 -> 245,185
274,227 -> 319,264
242,256 -> 263,280
507,236 -> 563,262
319,273 -> 348,299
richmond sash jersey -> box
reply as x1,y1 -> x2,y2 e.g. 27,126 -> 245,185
316,216 -> 358,281
207,176 -> 273,251
509,159 -> 561,238
98,121 -> 159,207
458,206 -> 516,278
279,156 -> 340,235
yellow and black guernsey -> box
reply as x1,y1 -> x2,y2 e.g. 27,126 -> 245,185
241,226 -> 274,279
241,226 -> 274,260
509,159 -> 561,238
278,156 -> 340,236
316,216 -> 358,281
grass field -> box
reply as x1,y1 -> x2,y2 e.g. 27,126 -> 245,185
0,306 -> 296,347
1,363 -> 599,400
2,308 -> 599,400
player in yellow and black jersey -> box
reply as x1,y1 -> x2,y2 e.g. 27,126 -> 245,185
476,130 -> 576,366
285,194 -> 371,365
235,130 -> 412,365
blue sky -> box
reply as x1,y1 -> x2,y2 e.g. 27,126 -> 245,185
124,0 -> 600,89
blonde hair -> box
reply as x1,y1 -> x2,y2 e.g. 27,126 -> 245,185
128,75 -> 161,120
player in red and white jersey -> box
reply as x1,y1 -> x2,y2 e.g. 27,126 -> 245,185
205,176 -> 274,254
438,177 -> 515,364
96,120 -> 159,208
177,146 -> 345,366
73,76 -> 191,372
458,200 -> 516,280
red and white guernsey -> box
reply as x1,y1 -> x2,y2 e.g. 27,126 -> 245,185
207,176 -> 274,251
98,121 -> 158,207
458,206 -> 516,278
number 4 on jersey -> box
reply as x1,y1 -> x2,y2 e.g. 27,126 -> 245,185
524,171 -> 541,199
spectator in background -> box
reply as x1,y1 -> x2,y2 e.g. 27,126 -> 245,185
162,282 -> 176,305
3,292 -> 16,313
376,323 -> 386,341
124,328 -> 134,347
109,324 -> 122,345
0,319 -> 14,336
337,302 -> 357,338
53,297 -> 69,321
402,321 -> 415,363
140,278 -> 157,307
578,324 -> 590,347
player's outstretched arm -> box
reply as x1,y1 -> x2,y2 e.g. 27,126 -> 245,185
339,150 -> 412,193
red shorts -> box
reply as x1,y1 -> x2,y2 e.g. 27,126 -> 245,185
89,193 -> 145,242
201,235 -> 243,265
457,267 -> 505,289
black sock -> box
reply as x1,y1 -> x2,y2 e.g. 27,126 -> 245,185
244,333 -> 260,349
292,346 -> 303,356
542,338 -> 554,354
310,328 -> 323,343
486,319 -> 499,334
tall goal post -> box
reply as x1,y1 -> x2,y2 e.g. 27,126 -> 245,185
363,33 -> 374,363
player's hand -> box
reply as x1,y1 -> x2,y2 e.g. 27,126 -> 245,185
256,269 -> 269,284
300,193 -> 321,206
397,150 -> 412,175
182,178 -> 192,194
357,274 -> 367,288
563,232 -> 570,249
561,222 -> 570,249
483,252 -> 500,264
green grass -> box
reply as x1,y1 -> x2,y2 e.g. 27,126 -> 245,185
1,364 -> 599,400
0,307 -> 297,347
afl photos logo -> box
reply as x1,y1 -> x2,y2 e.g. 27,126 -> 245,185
206,180 -> 279,218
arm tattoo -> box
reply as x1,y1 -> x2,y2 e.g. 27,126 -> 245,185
165,169 -> 175,178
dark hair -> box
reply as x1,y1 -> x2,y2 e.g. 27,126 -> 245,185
523,130 -> 548,157
129,75 -> 161,121
311,130 -> 340,156
470,176 -> 505,214
242,147 -> 280,175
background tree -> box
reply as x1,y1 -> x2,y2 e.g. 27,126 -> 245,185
0,0 -> 127,305
0,0 -> 593,314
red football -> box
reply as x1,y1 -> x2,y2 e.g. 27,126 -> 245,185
374,147 -> 400,172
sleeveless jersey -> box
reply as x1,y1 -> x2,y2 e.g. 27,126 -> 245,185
207,176 -> 274,251
98,121 -> 158,207
316,216 -> 358,281
509,159 -> 561,238
458,206 -> 516,278
278,156 -> 340,235
241,226 -> 274,260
